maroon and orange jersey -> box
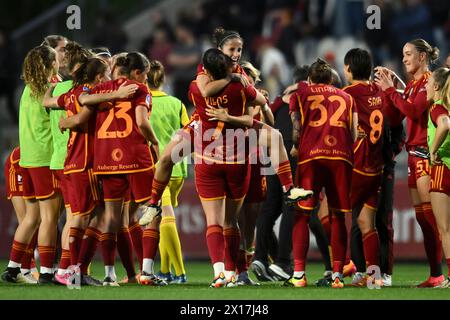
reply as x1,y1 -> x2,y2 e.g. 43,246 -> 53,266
289,82 -> 355,166
430,103 -> 448,126
189,80 -> 257,163
91,78 -> 154,174
344,82 -> 386,175
384,71 -> 430,149
57,84 -> 95,174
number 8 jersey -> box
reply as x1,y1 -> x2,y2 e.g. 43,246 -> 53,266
289,82 -> 355,166
343,82 -> 387,175
92,78 -> 154,174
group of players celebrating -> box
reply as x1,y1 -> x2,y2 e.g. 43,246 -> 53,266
2,26 -> 450,289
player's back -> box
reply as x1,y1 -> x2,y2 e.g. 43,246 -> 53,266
92,78 -> 154,173
295,83 -> 354,165
344,82 -> 385,173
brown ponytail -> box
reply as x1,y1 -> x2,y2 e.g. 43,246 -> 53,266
148,60 -> 165,89
408,39 -> 440,65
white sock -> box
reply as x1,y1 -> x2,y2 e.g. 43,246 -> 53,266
294,271 -> 305,278
57,268 -> 67,276
105,265 -> 116,280
143,259 -> 154,274
40,267 -> 53,274
21,268 -> 30,274
8,261 -> 21,269
213,262 -> 225,277
224,270 -> 235,280
332,272 -> 343,280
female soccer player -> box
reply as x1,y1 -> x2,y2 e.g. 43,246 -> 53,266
3,147 -> 38,284
376,39 -> 444,287
288,58 -> 358,288
2,45 -> 60,284
425,67 -> 450,287
61,52 -> 162,286
148,60 -> 189,284
189,48 -> 267,287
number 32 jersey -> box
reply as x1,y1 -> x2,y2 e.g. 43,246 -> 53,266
344,82 -> 387,175
289,82 -> 355,166
92,78 -> 154,174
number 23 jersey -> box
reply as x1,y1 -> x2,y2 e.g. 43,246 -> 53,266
92,78 -> 154,174
289,82 -> 355,166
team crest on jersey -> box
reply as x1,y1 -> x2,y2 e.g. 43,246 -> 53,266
324,135 -> 337,147
82,85 -> 90,93
112,148 -> 124,162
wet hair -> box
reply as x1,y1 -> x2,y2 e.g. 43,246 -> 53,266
407,39 -> 440,65
41,35 -> 67,48
212,27 -> 243,49
115,52 -> 150,76
91,47 -> 112,58
72,57 -> 108,88
147,60 -> 165,89
240,61 -> 261,83
293,65 -> 310,83
202,48 -> 233,80
432,67 -> 450,109
308,58 -> 333,84
344,48 -> 372,80
22,45 -> 56,98
64,41 -> 93,73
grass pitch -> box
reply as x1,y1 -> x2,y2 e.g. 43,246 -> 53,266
0,260 -> 449,300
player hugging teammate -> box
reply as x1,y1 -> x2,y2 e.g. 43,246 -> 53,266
2,30 -> 450,290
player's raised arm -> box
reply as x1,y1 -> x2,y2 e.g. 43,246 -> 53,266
78,82 -> 138,105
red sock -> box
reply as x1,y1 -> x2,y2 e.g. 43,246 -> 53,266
59,249 -> 71,270
320,216 -> 331,240
117,227 -> 136,278
69,227 -> 85,265
416,203 -> 443,277
142,229 -> 159,260
275,161 -> 293,192
223,227 -> 240,272
292,210 -> 310,272
21,231 -> 38,269
100,233 -> 116,266
38,245 -> 56,269
362,229 -> 380,267
331,213 -> 347,273
206,225 -> 224,264
129,221 -> 143,271
9,240 -> 27,265
150,178 -> 170,205
78,227 -> 101,274
236,249 -> 247,274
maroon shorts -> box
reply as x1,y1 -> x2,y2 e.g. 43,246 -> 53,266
53,170 -> 71,206
67,169 -> 102,216
296,159 -> 352,212
430,164 -> 450,196
22,166 -> 58,200
407,154 -> 430,188
351,170 -> 383,209
5,157 -> 23,199
195,162 -> 250,201
244,163 -> 267,203
100,169 -> 154,203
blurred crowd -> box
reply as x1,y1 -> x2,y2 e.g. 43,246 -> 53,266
1,0 -> 450,122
